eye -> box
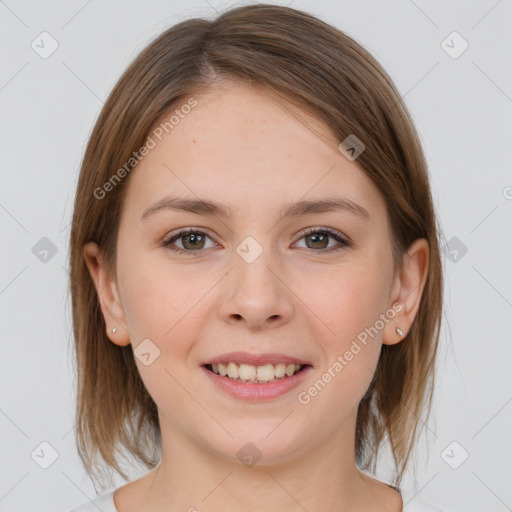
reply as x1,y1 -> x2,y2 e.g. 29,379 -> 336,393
294,227 -> 351,253
162,227 -> 351,256
162,228 -> 217,254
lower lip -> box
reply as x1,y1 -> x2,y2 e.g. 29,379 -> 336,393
201,365 -> 313,401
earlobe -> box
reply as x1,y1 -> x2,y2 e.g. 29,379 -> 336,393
82,242 -> 131,346
383,238 -> 429,346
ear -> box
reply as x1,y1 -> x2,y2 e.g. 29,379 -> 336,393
83,242 -> 131,346
383,238 -> 429,346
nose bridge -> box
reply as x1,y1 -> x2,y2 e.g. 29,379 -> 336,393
218,236 -> 293,328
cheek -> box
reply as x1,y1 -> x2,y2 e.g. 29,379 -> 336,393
306,262 -> 388,348
119,255 -> 214,385
121,262 -> 209,421
299,262 -> 388,409
119,253 -> 203,341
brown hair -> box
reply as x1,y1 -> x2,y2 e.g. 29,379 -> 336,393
68,3 -> 443,492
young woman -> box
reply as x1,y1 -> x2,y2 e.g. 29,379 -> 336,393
68,4 -> 445,511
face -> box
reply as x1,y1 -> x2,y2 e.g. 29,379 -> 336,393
85,82 -> 424,467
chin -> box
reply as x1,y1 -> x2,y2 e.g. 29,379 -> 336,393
198,420 -> 310,467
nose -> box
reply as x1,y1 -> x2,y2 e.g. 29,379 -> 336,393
217,248 -> 294,331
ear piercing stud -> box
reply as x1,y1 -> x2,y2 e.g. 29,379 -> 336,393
112,328 -> 117,334
395,327 -> 404,336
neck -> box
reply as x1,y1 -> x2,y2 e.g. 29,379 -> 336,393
135,413 -> 388,512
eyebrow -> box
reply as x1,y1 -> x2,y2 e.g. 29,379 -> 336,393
140,195 -> 371,222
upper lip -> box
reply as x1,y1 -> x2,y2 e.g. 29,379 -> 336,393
201,351 -> 312,367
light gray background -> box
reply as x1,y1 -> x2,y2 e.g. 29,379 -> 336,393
1,1 -> 511,511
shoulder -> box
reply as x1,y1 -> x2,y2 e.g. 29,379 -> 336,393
68,490 -> 118,512
400,487 -> 448,512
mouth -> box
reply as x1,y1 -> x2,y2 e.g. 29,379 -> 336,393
203,362 -> 311,384
199,351 -> 314,400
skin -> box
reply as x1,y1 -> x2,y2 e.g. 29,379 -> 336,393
84,82 -> 429,512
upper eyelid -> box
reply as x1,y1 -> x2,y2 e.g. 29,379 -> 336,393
165,227 -> 216,243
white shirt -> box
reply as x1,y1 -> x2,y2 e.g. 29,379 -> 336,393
69,486 -> 448,511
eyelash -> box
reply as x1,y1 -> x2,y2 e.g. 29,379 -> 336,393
162,227 -> 351,255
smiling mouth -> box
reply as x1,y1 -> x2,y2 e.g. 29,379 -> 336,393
204,362 -> 311,384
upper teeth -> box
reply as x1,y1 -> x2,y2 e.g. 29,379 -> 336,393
211,362 -> 302,383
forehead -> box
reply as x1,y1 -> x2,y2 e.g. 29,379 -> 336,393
121,83 -> 387,225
